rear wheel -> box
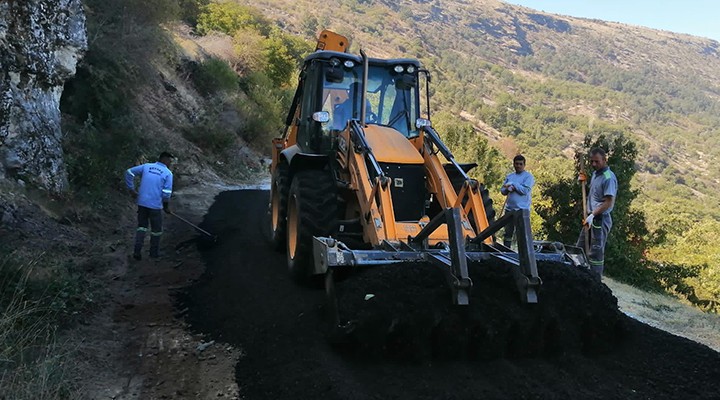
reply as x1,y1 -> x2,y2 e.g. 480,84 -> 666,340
461,183 -> 495,233
479,184 -> 496,221
286,169 -> 338,281
270,162 -> 289,251
445,178 -> 495,229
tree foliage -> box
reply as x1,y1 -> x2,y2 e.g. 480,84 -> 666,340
196,5 -> 314,88
196,2 -> 271,36
177,0 -> 209,25
432,111 -> 505,188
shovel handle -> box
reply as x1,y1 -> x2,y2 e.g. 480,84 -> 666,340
170,211 -> 215,239
579,160 -> 590,257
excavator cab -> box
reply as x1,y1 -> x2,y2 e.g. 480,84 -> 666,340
289,52 -> 420,154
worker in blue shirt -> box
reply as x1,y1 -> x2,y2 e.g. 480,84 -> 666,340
125,152 -> 174,260
577,147 -> 618,281
500,154 -> 535,247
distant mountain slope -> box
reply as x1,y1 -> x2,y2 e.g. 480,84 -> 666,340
239,0 -> 720,221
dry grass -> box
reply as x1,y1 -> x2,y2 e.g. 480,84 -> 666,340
0,256 -> 80,399
605,277 -> 720,352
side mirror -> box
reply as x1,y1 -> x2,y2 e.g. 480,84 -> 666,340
312,111 -> 330,123
396,73 -> 417,90
325,67 -> 344,83
415,118 -> 431,129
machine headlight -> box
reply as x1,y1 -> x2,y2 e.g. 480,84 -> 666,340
330,58 -> 341,67
415,118 -> 432,128
393,65 -> 405,73
312,111 -> 330,123
407,65 -> 416,73
343,60 -> 355,68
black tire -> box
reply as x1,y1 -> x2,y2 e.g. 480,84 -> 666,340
465,183 -> 496,233
270,162 -> 289,251
479,184 -> 496,222
286,169 -> 338,281
446,176 -> 496,227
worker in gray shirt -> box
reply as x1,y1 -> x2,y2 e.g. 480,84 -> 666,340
500,154 -> 535,247
577,147 -> 618,281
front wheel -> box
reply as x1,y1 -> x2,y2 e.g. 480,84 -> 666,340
286,169 -> 338,282
270,162 -> 289,251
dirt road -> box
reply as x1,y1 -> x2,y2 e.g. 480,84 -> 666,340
179,189 -> 720,400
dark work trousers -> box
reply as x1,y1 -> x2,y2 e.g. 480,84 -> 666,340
134,206 -> 163,257
503,219 -> 516,247
576,213 -> 613,281
502,208 -> 527,247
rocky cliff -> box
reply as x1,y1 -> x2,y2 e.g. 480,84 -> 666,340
0,0 -> 86,192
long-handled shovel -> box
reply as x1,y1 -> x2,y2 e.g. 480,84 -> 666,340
579,158 -> 590,258
169,211 -> 219,244
498,182 -> 510,248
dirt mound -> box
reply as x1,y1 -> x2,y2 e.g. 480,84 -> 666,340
331,260 -> 624,361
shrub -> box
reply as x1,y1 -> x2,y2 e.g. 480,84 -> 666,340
61,0 -> 179,123
196,2 -> 270,36
190,57 -> 239,96
236,72 -> 294,149
182,118 -> 236,154
63,116 -> 143,198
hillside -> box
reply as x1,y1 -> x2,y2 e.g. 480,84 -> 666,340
224,0 -> 720,308
247,0 -> 720,214
3,1 -> 720,397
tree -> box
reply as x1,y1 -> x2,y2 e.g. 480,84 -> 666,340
177,0 -> 209,26
233,28 -> 268,75
196,2 -> 270,36
261,29 -> 312,87
432,111 -> 505,188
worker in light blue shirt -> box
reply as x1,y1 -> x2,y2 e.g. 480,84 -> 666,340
499,154 -> 535,247
125,152 -> 174,260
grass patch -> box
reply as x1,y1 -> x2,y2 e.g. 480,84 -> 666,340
0,252 -> 94,399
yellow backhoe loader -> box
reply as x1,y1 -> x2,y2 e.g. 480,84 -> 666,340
269,31 -> 617,358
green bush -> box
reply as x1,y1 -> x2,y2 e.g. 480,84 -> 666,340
182,118 -> 236,154
63,116 -> 143,198
61,0 -> 179,123
236,72 -> 294,149
196,2 -> 271,36
190,57 -> 239,96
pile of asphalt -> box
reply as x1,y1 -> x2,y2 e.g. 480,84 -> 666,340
180,190 -> 720,400
332,260 -> 624,361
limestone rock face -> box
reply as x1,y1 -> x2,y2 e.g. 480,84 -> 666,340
0,0 -> 87,192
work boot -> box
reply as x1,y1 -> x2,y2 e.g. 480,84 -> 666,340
134,227 -> 147,258
149,233 -> 161,258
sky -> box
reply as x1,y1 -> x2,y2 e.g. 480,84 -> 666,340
503,0 -> 720,42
